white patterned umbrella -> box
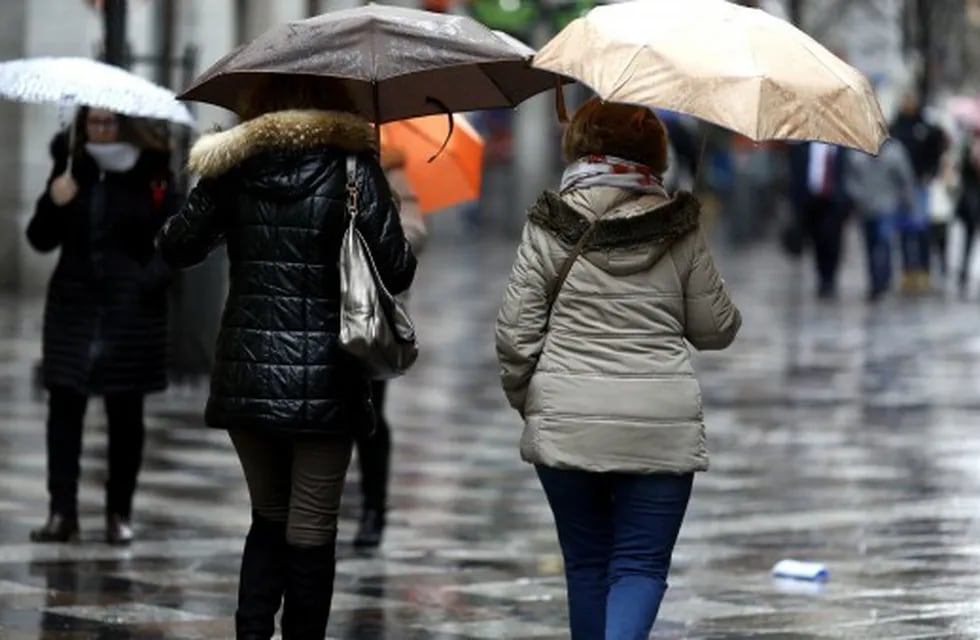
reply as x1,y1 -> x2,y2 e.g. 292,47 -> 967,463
0,57 -> 194,126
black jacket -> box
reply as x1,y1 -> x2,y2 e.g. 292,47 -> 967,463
958,145 -> 980,224
891,111 -> 947,183
27,133 -> 174,395
788,142 -> 851,213
158,110 -> 417,438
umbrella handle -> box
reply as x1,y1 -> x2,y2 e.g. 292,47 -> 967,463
64,116 -> 76,176
555,78 -> 569,124
425,96 -> 454,163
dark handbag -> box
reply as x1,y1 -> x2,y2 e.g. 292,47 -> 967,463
338,156 -> 419,379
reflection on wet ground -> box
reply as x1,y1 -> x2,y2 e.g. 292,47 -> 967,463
1,236 -> 980,639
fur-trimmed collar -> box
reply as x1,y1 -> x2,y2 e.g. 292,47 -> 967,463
188,110 -> 376,177
528,190 -> 701,250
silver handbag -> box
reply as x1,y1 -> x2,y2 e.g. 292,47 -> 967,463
338,155 -> 419,379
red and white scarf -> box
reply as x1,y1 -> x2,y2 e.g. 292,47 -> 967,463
560,154 -> 667,196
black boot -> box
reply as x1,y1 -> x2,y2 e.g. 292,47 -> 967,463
353,508 -> 385,549
354,382 -> 390,549
105,514 -> 134,546
30,513 -> 79,543
236,513 -> 288,640
281,542 -> 337,640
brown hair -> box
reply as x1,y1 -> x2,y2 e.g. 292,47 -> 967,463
72,107 -> 171,152
237,75 -> 356,121
562,97 -> 669,175
122,117 -> 172,151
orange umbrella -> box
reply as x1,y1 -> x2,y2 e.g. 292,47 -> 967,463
380,114 -> 484,214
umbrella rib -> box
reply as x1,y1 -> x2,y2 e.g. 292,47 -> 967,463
607,46 -> 647,101
793,35 -> 859,91
480,65 -> 517,106
793,36 -> 884,143
745,24 -> 765,141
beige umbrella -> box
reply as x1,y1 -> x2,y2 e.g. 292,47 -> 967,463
532,0 -> 888,153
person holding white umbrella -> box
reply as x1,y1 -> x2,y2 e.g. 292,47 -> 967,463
0,55 -> 193,545
26,107 -> 177,545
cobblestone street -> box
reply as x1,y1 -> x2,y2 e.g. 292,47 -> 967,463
2,234 -> 980,639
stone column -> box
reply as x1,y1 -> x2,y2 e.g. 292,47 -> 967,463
178,0 -> 236,128
15,0 -> 102,294
0,2 -> 27,291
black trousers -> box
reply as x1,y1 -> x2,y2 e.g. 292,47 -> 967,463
46,386 -> 145,519
961,217 -> 976,286
804,196 -> 846,295
354,381 -> 391,511
929,222 -> 948,276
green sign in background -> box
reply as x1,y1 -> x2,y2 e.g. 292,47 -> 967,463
469,0 -> 597,39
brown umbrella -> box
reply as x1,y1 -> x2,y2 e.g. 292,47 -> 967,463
179,4 -> 561,124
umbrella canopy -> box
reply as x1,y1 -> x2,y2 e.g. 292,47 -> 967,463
180,4 -> 560,123
532,0 -> 888,153
0,57 -> 194,126
381,114 -> 484,214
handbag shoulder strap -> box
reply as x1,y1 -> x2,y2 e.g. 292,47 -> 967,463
346,155 -> 359,220
545,218 -> 601,317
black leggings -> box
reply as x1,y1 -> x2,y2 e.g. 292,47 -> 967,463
230,430 -> 352,548
46,386 -> 145,519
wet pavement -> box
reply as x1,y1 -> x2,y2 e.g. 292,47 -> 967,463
2,232 -> 980,639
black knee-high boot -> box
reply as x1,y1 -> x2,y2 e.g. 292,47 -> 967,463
235,512 -> 288,640
281,541 -> 337,640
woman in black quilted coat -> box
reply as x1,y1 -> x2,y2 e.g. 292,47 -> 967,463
26,107 -> 174,547
157,78 -> 416,640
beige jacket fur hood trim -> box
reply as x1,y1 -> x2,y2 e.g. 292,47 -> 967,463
495,187 -> 741,475
188,109 -> 376,178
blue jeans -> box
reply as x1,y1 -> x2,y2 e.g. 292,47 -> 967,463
901,227 -> 930,272
862,217 -> 893,296
899,188 -> 931,272
536,466 -> 694,640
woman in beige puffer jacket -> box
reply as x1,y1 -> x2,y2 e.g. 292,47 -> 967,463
495,98 -> 740,640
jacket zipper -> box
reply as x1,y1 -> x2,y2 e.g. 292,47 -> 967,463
87,171 -> 107,386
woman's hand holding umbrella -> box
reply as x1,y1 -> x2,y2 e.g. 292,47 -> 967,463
49,174 -> 78,206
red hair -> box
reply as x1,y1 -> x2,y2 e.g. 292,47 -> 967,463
563,98 -> 669,174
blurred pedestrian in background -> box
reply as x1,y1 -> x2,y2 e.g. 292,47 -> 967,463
27,107 -> 175,544
844,139 -> 917,301
496,98 -> 740,640
957,126 -> 980,295
157,77 -> 416,640
891,90 -> 948,294
925,111 -> 959,281
789,141 -> 851,299
26,107 -> 175,546
352,143 -> 428,549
